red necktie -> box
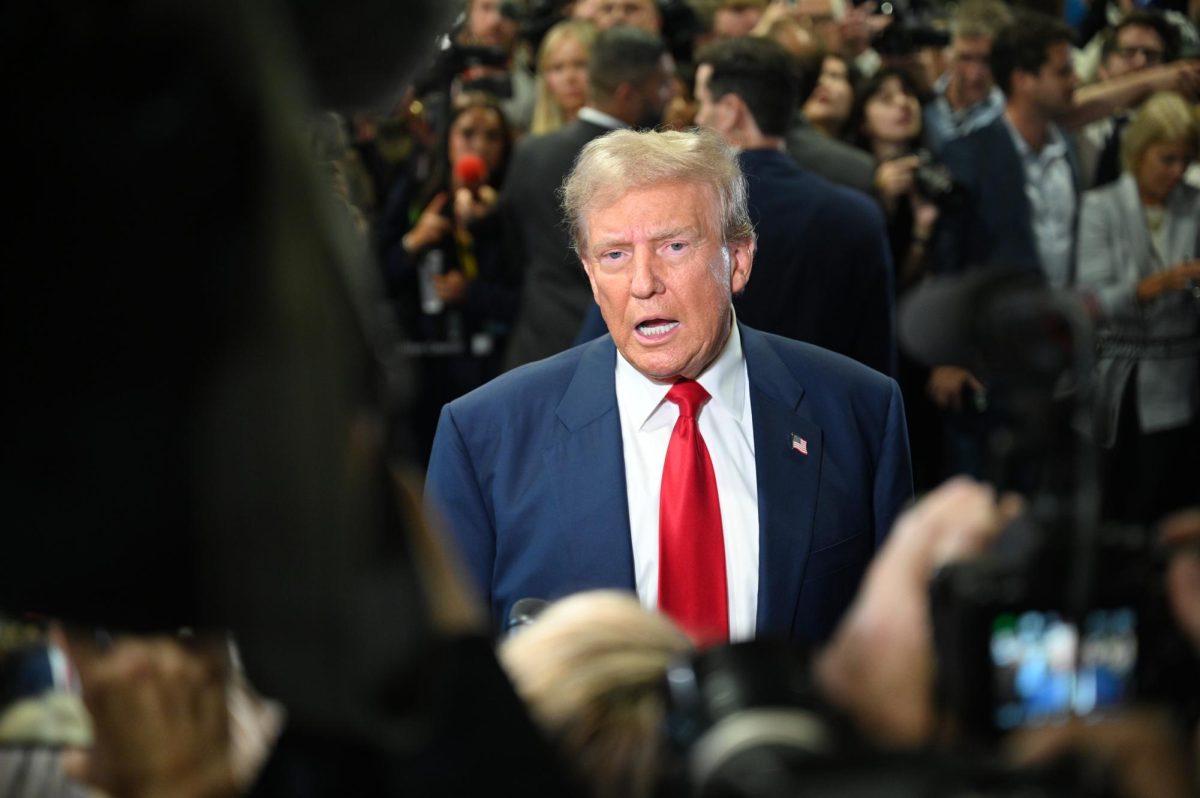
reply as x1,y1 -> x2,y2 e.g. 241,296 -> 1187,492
658,379 -> 729,644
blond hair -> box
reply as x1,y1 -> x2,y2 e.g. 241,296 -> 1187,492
499,591 -> 693,798
531,20 -> 598,135
1121,91 -> 1200,174
561,127 -> 755,256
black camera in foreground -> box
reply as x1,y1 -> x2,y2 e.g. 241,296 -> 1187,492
663,642 -> 1139,797
931,516 -> 1199,741
900,268 -> 1200,744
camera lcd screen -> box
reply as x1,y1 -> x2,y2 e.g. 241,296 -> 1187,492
989,609 -> 1137,730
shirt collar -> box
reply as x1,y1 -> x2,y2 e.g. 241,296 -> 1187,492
933,75 -> 1002,113
1003,112 -> 1067,161
615,316 -> 747,433
577,106 -> 627,130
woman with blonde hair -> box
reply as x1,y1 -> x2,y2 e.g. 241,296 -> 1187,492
530,20 -> 597,135
1075,91 -> 1200,525
498,591 -> 693,798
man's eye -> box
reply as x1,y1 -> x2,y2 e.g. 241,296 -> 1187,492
667,242 -> 687,252
601,251 -> 624,261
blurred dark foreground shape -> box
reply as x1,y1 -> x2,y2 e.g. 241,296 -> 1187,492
1,1 -> 576,794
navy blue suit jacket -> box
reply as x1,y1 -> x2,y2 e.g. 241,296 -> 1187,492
734,149 -> 896,377
934,117 -> 1080,277
425,324 -> 914,642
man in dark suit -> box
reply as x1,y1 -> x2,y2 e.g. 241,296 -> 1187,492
426,128 -> 913,645
501,26 -> 673,371
933,13 -> 1081,288
695,37 -> 897,377
927,14 -> 1081,430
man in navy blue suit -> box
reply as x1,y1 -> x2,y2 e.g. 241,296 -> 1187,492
694,36 -> 896,378
425,128 -> 913,644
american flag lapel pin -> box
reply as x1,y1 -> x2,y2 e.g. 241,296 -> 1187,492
790,433 -> 808,456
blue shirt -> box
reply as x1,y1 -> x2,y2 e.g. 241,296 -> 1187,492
1003,115 -> 1076,288
924,73 -> 1005,154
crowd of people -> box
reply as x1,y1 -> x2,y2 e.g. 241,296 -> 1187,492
4,0 -> 1200,796
326,0 -> 1200,524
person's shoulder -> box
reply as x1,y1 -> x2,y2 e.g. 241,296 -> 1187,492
746,326 -> 894,395
783,161 -> 885,232
510,120 -> 601,176
760,151 -> 879,217
947,116 -> 1008,155
1083,175 -> 1127,204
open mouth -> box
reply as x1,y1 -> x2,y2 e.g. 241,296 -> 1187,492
635,319 -> 679,340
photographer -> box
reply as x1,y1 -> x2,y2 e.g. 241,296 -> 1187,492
846,66 -> 940,292
845,66 -> 959,491
458,0 -> 537,132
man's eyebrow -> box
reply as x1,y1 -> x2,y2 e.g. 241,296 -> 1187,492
590,227 -> 701,251
651,226 -> 700,242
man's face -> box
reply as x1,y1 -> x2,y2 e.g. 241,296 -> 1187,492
595,0 -> 660,32
1101,24 -> 1166,79
467,0 -> 506,47
1027,42 -> 1077,118
582,180 -> 753,382
949,34 -> 994,108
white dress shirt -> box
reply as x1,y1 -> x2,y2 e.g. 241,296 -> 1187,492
1004,114 -> 1076,288
615,323 -> 759,641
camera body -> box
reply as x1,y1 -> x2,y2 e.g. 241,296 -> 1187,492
663,640 -> 1135,797
931,515 -> 1199,741
912,150 -> 966,210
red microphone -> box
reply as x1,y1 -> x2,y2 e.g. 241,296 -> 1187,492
454,154 -> 488,196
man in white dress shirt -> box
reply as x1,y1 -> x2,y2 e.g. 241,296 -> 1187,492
426,128 -> 913,644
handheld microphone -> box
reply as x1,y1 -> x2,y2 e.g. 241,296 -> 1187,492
506,598 -> 548,633
454,153 -> 488,197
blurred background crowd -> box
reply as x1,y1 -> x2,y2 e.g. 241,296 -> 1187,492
3,0 -> 1200,796
324,0 -> 1200,522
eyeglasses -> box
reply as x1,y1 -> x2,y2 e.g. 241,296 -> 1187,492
1114,45 -> 1164,63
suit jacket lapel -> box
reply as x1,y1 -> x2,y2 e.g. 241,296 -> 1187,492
547,336 -> 636,589
741,326 -> 822,635
1115,175 -> 1152,276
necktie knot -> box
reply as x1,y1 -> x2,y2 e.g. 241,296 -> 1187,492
666,379 -> 710,420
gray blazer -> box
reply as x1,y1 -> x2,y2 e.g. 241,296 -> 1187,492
1075,173 -> 1200,447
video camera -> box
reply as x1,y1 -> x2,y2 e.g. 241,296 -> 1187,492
870,0 -> 950,58
662,640 -> 1133,797
416,36 -> 515,101
899,268 -> 1200,742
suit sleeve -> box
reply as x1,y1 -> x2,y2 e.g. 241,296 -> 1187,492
424,404 -> 496,605
873,378 -> 914,548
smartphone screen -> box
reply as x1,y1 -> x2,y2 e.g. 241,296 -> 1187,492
988,608 -> 1137,730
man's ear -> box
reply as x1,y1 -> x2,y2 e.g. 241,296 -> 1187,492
728,238 -> 754,296
715,93 -> 744,135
